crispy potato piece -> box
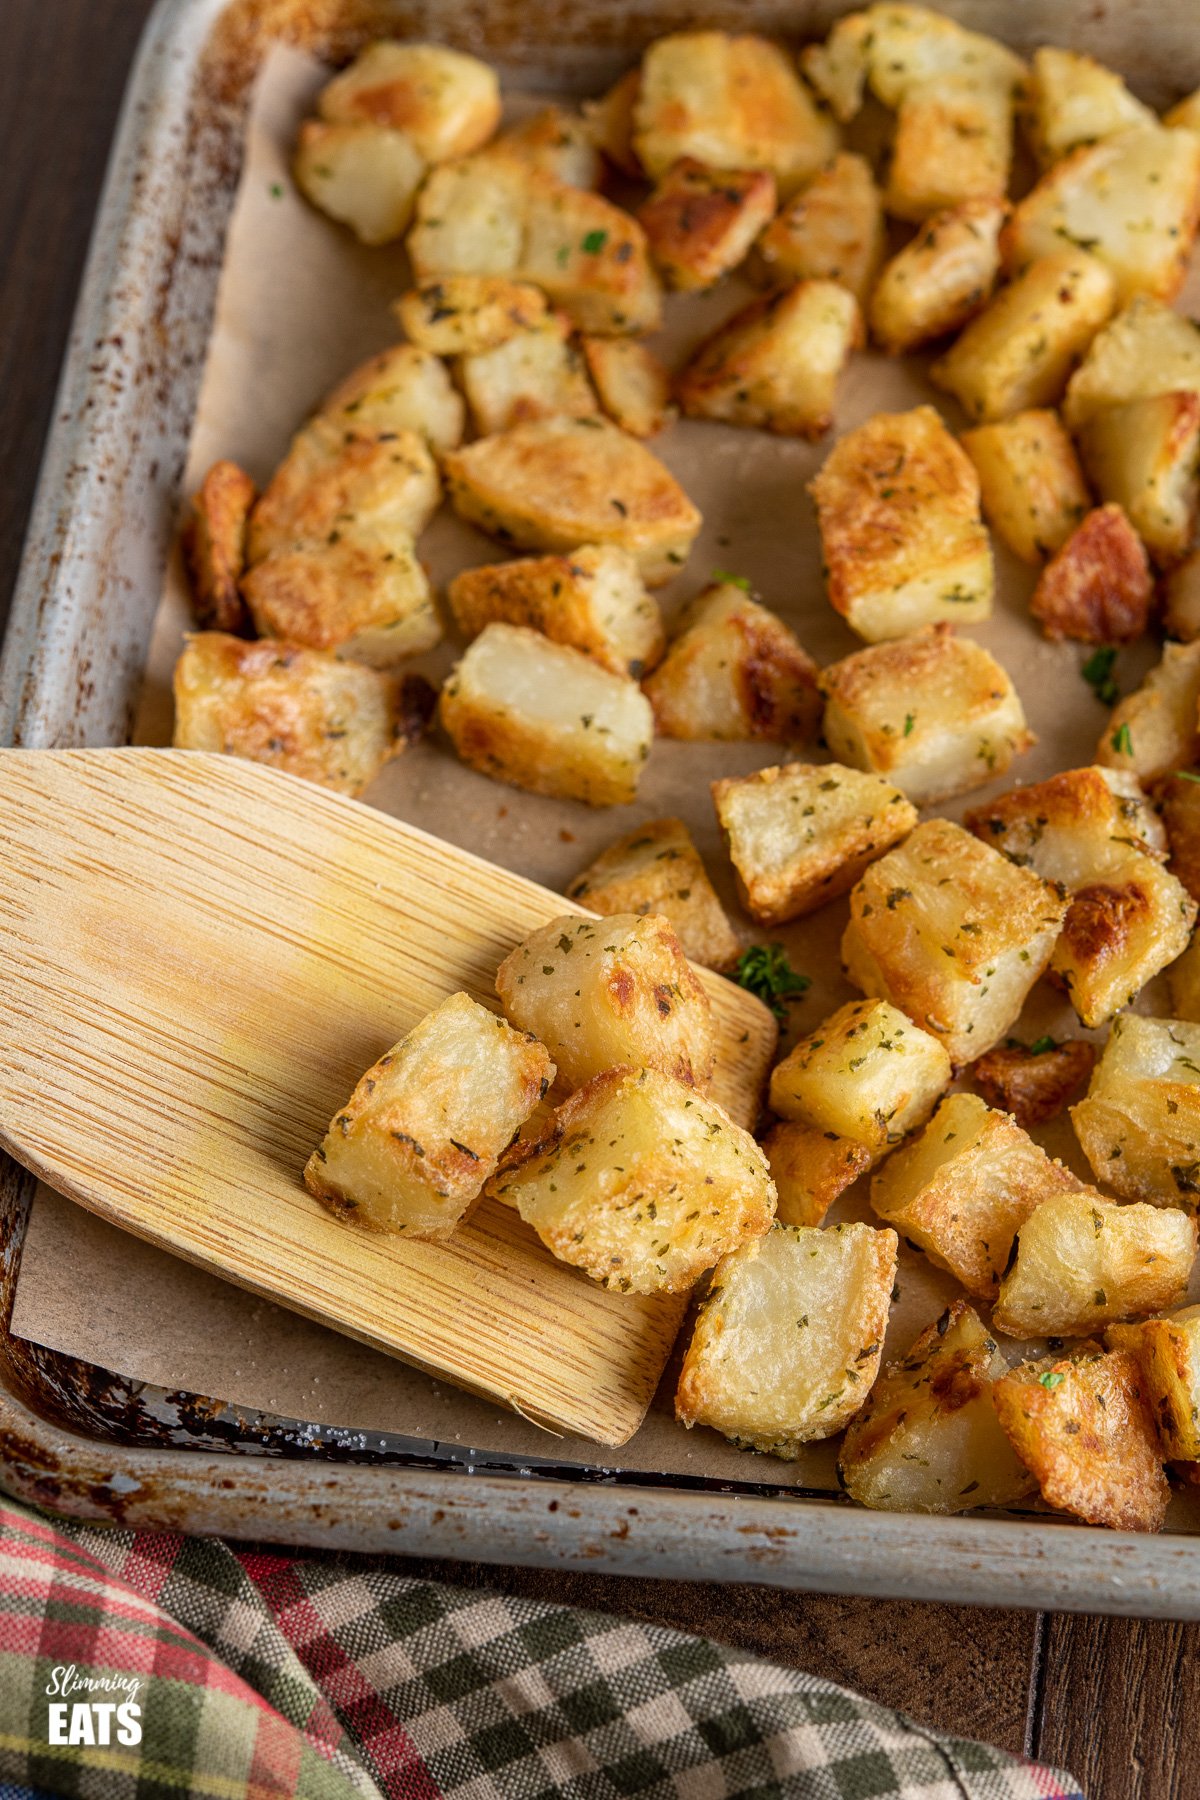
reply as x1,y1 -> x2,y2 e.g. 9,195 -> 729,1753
440,622 -> 653,807
965,763 -> 1167,882
304,992 -> 552,1240
634,31 -> 839,195
496,911 -> 714,1093
1107,1305 -> 1200,1461
1029,505 -> 1153,645
1164,549 -> 1200,643
769,997 -> 951,1160
760,1123 -> 871,1228
675,1222 -> 896,1454
442,418 -> 702,586
1161,772 -> 1200,903
886,80 -> 1012,223
869,200 -> 1005,355
931,252 -> 1117,424
644,583 -> 822,746
971,1041 -> 1096,1130
456,317 -> 598,436
809,407 -> 993,641
394,276 -> 548,356
1076,393 -> 1200,568
758,153 -> 884,305
320,343 -> 465,455
583,68 -> 642,176
242,527 -> 439,668
581,337 -> 675,439
486,105 -> 601,189
842,819 -> 1068,1065
407,153 -> 525,279
1171,935 -> 1200,1022
993,1345 -> 1169,1532
1001,127 -> 1200,305
860,6 -> 1027,112
960,410 -> 1090,564
446,545 -> 664,679
800,12 -> 871,122
172,632 -> 432,796
871,1091 -> 1084,1298
712,761 -> 917,927
492,1066 -> 775,1294
180,460 -> 255,634
248,420 -> 441,565
1051,854 -> 1196,1028
1073,1015 -> 1200,1207
1096,639 -> 1200,785
1064,295 -> 1200,430
840,1301 -> 1035,1514
293,120 -> 426,245
993,1191 -> 1197,1338
565,817 -> 741,972
676,280 -> 862,439
820,626 -> 1032,807
1025,47 -> 1156,167
317,41 -> 500,161
638,159 -> 777,292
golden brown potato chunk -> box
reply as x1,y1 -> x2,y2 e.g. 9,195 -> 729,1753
320,343 -> 465,454
712,761 -> 917,927
964,764 -> 1166,883
172,633 -> 432,796
248,418 -> 441,566
886,81 -> 1012,223
1050,854 -> 1196,1029
637,159 -> 777,292
583,68 -> 642,177
486,105 -> 601,190
1096,639 -> 1200,786
959,410 -> 1090,564
1107,1305 -> 1200,1461
456,318 -> 597,436
760,1123 -> 871,1228
442,418 -> 702,587
842,819 -> 1068,1065
581,338 -> 675,440
242,528 -> 439,669
492,1065 -> 775,1294
971,1040 -> 1096,1130
394,277 -> 549,356
758,153 -> 884,305
869,200 -> 1004,355
993,1345 -> 1169,1532
1076,392 -> 1200,569
1072,1015 -> 1200,1208
317,42 -> 501,161
180,460 -> 255,635
1064,295 -> 1200,431
809,407 -> 993,641
800,11 -> 871,124
676,281 -> 862,439
1160,772 -> 1200,904
870,1091 -> 1084,1299
840,1302 -> 1035,1515
644,582 -> 822,746
293,120 -> 426,246
1025,47 -> 1155,167
446,546 -> 664,679
565,818 -> 741,973
496,911 -> 714,1093
675,1222 -> 897,1455
1164,549 -> 1200,643
304,992 -> 553,1240
1029,505 -> 1153,646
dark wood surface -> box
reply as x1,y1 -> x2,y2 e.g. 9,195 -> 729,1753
2,5 -> 1197,1794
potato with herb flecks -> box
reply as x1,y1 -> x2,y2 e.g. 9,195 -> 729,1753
242,526 -> 440,669
293,120 -> 427,246
1160,772 -> 1200,905
394,277 -> 549,356
496,912 -> 714,1093
971,1040 -> 1095,1130
486,105 -> 601,189
317,42 -> 501,162
870,1092 -> 1085,1300
1072,1015 -> 1200,1208
1095,639 -> 1200,786
248,421 -> 441,569
565,819 -> 740,972
181,461 -> 255,635
1029,506 -> 1153,646
1025,47 -> 1155,167
1076,394 -> 1200,569
644,584 -> 822,746
320,343 -> 465,455
447,546 -> 664,680
491,1065 -> 775,1293
1064,295 -> 1200,431
304,992 -> 553,1239
886,80 -> 1012,223
581,337 -> 675,439
676,281 -> 862,439
638,159 -> 776,292
456,317 -> 597,436
964,764 -> 1167,885
760,1123 -> 871,1228
869,200 -> 1005,355
960,410 -> 1090,564
1107,1305 -> 1200,1462
675,1222 -> 897,1455
840,1302 -> 1035,1514
758,154 -> 884,306
1049,853 -> 1195,1029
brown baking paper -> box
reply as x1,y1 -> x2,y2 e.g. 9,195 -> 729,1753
11,42 -> 1200,1517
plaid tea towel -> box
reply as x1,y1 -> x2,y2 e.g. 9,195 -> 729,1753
0,1493 -> 1082,1799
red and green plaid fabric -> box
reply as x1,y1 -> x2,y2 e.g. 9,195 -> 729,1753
0,1493 -> 1083,1799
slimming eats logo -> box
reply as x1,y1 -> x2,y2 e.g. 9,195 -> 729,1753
44,1665 -> 143,1746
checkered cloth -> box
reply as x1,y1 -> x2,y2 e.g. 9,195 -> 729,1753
0,1494 -> 1081,1799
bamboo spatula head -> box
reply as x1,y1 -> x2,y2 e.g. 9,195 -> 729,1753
0,749 -> 776,1445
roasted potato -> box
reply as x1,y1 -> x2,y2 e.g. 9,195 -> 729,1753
637,159 -> 777,292
248,420 -> 441,566
456,317 -> 597,436
440,623 -> 654,807
1164,549 -> 1200,643
993,1190 -> 1197,1338
394,276 -> 549,356
676,280 -> 862,439
840,1301 -> 1035,1514
304,992 -> 552,1239
931,252 -> 1117,423
1072,1014 -> 1200,1207
492,1065 -> 775,1293
582,67 -> 642,177
565,817 -> 741,972
1029,505 -> 1153,645
820,626 -> 1033,807
769,997 -> 951,1159
964,764 -> 1167,885
581,337 -> 675,439
834,5 -> 1026,117
871,1091 -> 1085,1298
321,343 -> 465,455
1107,1305 -> 1200,1461
993,1344 -> 1169,1532
1076,393 -> 1200,568
644,582 -> 822,745
809,407 -> 993,641
180,460 -> 255,634
1024,47 -> 1156,167
495,911 -> 715,1092
971,1040 -> 1096,1129
172,633 -> 432,796
711,760 -> 917,926
442,418 -> 702,586
1063,295 -> 1200,430
959,409 -> 1090,564
760,1123 -> 872,1228
1096,638 -> 1200,785
886,80 -> 1012,223
758,153 -> 884,305
1050,853 -> 1196,1028
317,41 -> 501,162
446,545 -> 664,679
869,200 -> 1005,355
675,1221 -> 897,1454
800,11 -> 872,124
486,105 -> 601,189
243,527 -> 440,669
293,120 -> 426,245
842,818 -> 1068,1064
1160,771 -> 1200,903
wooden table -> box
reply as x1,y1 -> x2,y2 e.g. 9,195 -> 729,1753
2,6 -> 1195,1793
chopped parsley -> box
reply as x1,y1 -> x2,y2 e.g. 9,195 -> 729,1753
269,181 -> 285,199
1038,1370 -> 1066,1390
1028,1035 -> 1057,1056
581,228 -> 609,254
1174,769 -> 1200,784
1081,646 -> 1119,707
710,568 -> 752,590
1111,721 -> 1134,757
734,943 -> 811,1022
903,712 -> 915,736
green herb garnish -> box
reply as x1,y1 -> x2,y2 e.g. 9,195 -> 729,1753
581,228 -> 609,254
1081,646 -> 1119,707
710,568 -> 751,590
1174,770 -> 1200,784
1038,1370 -> 1066,1390
269,181 -> 285,199
1028,1035 -> 1057,1056
734,943 -> 811,1022
1111,721 -> 1134,757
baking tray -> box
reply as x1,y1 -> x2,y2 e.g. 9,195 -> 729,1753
8,0 -> 1200,1613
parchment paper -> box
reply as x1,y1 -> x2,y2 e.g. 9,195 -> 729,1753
12,43 -> 1200,1513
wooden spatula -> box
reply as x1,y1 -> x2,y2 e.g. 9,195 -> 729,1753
0,749 -> 776,1446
